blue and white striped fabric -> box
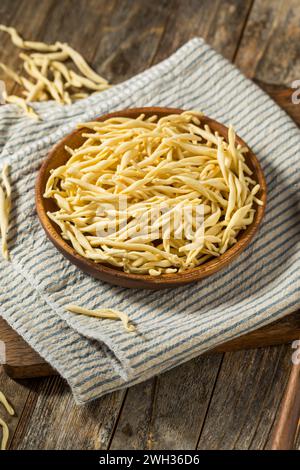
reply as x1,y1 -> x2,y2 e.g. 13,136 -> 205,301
0,38 -> 299,404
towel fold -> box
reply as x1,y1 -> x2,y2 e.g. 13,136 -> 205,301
0,38 -> 299,404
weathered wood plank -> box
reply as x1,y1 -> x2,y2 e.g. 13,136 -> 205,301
92,0 -> 171,83
0,0 -> 22,30
151,0 -> 254,64
197,345 -> 292,449
10,375 -> 126,450
110,378 -> 158,450
110,354 -> 223,450
235,0 -> 300,86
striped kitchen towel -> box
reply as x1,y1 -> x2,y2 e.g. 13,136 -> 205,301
0,38 -> 299,404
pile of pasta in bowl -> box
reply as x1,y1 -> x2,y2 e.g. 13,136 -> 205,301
44,110 -> 263,276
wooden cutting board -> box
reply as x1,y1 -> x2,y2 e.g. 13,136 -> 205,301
1,312 -> 299,379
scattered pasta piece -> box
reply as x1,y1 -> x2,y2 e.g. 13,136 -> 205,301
66,304 -> 136,332
0,24 -> 60,51
0,164 -> 11,260
0,418 -> 9,451
0,391 -> 15,416
5,94 -> 40,120
0,25 -> 110,119
0,390 -> 15,451
45,111 -> 262,275
0,63 -> 22,84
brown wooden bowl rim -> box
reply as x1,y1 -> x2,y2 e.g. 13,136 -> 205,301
35,107 -> 267,288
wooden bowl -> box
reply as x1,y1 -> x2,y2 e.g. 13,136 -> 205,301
35,107 -> 267,289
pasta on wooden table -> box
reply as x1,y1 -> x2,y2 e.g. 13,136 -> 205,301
44,111 -> 262,276
0,25 -> 110,119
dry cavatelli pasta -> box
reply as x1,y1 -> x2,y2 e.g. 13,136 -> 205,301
0,25 -> 110,119
44,111 -> 262,276
66,305 -> 136,332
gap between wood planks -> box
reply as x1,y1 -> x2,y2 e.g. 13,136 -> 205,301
107,388 -> 130,450
195,355 -> 225,449
231,0 -> 256,63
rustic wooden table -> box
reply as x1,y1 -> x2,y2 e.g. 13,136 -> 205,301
0,0 -> 300,450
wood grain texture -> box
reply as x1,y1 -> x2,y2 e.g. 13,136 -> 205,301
110,354 -> 223,450
235,0 -> 300,86
149,0 -> 254,64
197,345 -> 293,449
91,0 -> 171,83
0,0 -> 299,451
10,375 -> 126,450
